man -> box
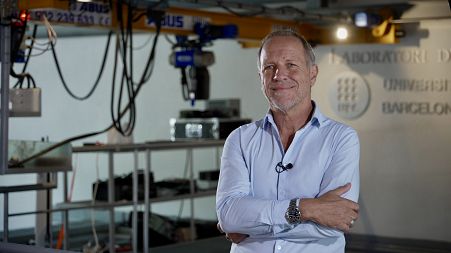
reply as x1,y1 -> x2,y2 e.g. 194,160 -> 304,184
216,30 -> 360,253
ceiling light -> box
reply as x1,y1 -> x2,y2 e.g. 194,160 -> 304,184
353,12 -> 382,28
336,27 -> 348,40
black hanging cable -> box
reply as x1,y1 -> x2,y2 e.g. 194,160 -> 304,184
10,125 -> 112,168
125,1 -> 136,135
116,68 -> 126,131
117,14 -> 128,130
11,9 -> 163,168
138,10 -> 164,85
49,30 -> 113,100
110,1 -> 164,136
10,69 -> 27,88
132,0 -> 166,22
133,34 -> 153,50
111,12 -> 136,136
111,33 -> 135,137
110,34 -> 121,135
164,34 -> 176,46
111,0 -> 136,136
180,67 -> 189,100
13,24 -> 37,88
26,74 -> 37,88
113,0 -> 127,135
10,70 -> 36,89
132,11 -> 147,22
109,0 -> 122,133
140,39 -> 156,83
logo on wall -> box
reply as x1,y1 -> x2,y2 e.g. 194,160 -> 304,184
328,71 -> 370,120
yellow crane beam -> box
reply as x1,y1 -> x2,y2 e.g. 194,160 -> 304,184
18,0 -> 399,46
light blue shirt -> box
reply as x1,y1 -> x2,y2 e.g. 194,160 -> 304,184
216,104 -> 360,253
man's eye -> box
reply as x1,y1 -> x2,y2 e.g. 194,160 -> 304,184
263,65 -> 274,71
288,63 -> 297,68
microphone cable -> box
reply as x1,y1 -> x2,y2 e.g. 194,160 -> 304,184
275,162 -> 293,199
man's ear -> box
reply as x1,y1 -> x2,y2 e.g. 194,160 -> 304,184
309,64 -> 319,87
258,69 -> 264,83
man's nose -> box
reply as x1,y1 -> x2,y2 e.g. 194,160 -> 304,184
273,67 -> 288,80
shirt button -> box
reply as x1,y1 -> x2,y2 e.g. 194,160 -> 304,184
277,245 -> 282,250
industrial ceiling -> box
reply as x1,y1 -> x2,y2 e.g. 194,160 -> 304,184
15,0 -> 451,44
136,0 -> 450,24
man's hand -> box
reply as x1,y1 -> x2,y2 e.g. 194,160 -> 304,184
300,183 -> 359,232
226,233 -> 249,244
217,222 -> 249,244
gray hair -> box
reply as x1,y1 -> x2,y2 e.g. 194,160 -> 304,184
257,30 -> 316,70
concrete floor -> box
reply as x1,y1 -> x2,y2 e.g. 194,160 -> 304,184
150,235 -> 451,253
2,233 -> 451,253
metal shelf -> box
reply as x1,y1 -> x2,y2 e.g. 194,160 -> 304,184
73,139 -> 225,153
69,140 -> 223,253
1,139 -> 223,252
9,190 -> 217,217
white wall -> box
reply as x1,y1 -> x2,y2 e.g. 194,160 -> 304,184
0,33 -> 265,231
1,13 -> 450,244
312,20 -> 451,242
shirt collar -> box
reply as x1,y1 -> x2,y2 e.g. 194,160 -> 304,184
263,101 -> 326,129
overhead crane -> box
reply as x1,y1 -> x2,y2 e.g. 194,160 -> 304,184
17,0 -> 401,46
15,0 -> 402,106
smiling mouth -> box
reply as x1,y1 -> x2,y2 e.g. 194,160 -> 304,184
271,86 -> 294,91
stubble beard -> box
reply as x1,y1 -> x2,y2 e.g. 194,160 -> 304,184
262,85 -> 303,114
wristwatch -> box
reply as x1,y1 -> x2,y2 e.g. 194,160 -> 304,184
285,198 -> 302,224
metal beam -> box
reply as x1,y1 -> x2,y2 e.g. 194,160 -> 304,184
0,1 -> 14,175
18,0 -> 399,45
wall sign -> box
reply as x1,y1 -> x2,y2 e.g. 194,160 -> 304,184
328,71 -> 370,120
31,2 -> 112,26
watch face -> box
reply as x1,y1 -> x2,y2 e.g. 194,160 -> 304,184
285,209 -> 301,224
285,199 -> 301,224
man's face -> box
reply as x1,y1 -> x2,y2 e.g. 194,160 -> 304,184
259,36 -> 318,113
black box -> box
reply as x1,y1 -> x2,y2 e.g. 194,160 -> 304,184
93,170 -> 156,201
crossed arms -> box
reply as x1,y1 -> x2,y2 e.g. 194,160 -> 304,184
216,128 -> 360,244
